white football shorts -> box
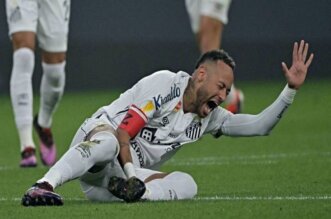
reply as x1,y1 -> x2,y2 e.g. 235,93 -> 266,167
6,0 -> 70,52
69,113 -> 163,201
185,0 -> 232,33
79,160 -> 162,202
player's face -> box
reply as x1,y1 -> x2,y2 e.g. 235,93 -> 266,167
195,61 -> 234,117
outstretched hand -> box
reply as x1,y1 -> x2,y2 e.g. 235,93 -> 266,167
281,40 -> 314,90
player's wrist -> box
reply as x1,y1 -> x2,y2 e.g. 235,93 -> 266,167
287,83 -> 299,90
281,84 -> 297,103
123,162 -> 136,179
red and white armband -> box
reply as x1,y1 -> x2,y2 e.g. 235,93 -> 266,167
118,105 -> 147,138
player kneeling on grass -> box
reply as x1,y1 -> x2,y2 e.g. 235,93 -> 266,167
22,40 -> 313,206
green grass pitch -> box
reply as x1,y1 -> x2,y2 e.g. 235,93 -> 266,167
0,80 -> 330,218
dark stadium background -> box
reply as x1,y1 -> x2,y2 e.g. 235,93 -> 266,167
0,0 -> 330,92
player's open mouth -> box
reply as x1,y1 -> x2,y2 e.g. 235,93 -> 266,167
201,100 -> 220,117
207,100 -> 218,111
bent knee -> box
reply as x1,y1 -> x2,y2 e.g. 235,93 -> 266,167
172,171 -> 198,199
87,131 -> 120,163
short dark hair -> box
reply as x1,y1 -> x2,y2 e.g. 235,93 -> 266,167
194,49 -> 235,70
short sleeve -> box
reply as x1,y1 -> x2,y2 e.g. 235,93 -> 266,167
129,70 -> 178,120
204,106 -> 232,138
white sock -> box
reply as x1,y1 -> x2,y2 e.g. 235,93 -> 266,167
10,48 -> 35,151
18,125 -> 34,151
143,171 -> 198,200
37,131 -> 119,188
38,61 -> 66,128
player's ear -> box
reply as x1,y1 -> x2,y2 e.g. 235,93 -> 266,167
196,65 -> 207,82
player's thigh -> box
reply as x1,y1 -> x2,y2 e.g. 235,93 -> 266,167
11,32 -> 36,50
41,51 -> 66,64
198,15 -> 223,47
37,0 -> 70,53
6,0 -> 38,49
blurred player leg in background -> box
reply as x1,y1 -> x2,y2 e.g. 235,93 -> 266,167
6,0 -> 70,167
185,0 -> 244,113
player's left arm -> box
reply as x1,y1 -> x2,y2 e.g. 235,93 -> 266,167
110,105 -> 147,202
220,40 -> 314,136
117,105 -> 148,178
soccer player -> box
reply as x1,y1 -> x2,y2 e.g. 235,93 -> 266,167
185,0 -> 244,113
22,40 -> 313,206
6,0 -> 70,167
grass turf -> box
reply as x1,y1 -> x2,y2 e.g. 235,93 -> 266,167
0,80 -> 330,218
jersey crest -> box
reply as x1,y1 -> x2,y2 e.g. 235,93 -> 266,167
185,121 -> 202,140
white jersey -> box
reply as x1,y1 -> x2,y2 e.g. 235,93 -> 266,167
93,70 -> 232,169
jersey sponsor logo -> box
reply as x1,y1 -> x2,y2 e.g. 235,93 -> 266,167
159,117 -> 169,127
131,141 -> 145,167
140,127 -> 157,142
142,100 -> 155,113
185,121 -> 202,140
153,84 -> 181,110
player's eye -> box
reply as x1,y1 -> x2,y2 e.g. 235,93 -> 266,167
218,84 -> 225,89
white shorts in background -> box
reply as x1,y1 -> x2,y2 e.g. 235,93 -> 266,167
185,0 -> 232,33
6,0 -> 71,52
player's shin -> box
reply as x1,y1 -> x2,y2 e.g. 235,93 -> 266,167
37,131 -> 119,188
39,61 -> 66,128
10,48 -> 35,150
